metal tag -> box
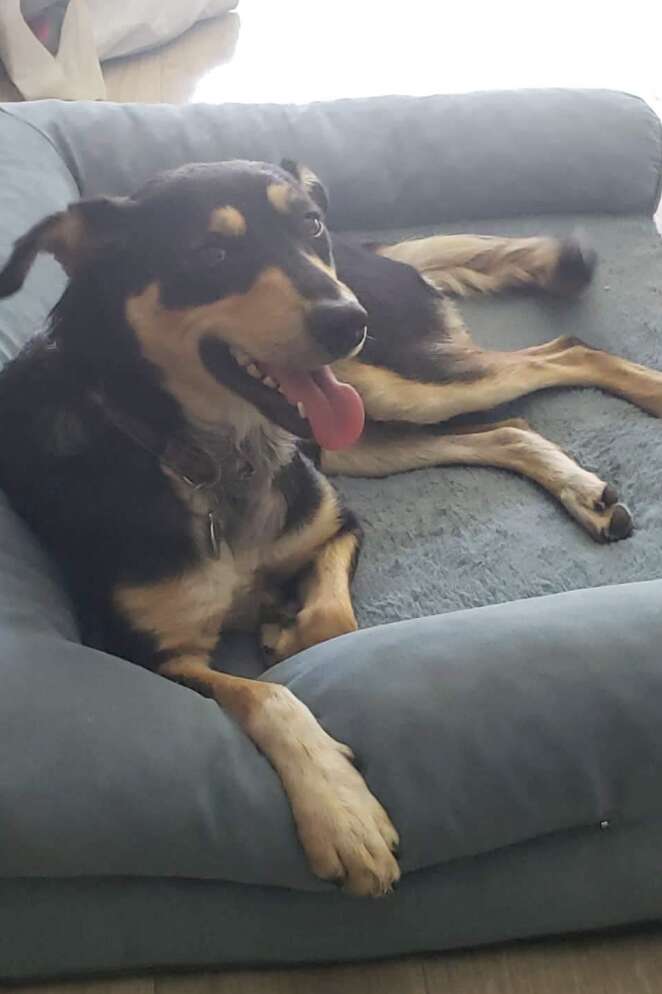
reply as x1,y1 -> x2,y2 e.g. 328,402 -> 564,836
208,512 -> 220,556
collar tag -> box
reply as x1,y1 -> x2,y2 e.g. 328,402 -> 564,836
208,512 -> 220,556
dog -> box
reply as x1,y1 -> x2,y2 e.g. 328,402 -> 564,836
1,159 -> 661,896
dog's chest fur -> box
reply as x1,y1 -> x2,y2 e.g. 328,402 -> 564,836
169,419 -> 294,552
150,420 -> 325,633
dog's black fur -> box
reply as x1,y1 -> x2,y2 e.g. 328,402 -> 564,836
0,159 -> 605,674
0,160 -> 402,666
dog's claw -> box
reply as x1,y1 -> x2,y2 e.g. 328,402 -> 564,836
601,483 -> 619,507
604,502 -> 633,542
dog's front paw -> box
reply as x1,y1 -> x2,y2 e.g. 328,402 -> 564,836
250,686 -> 400,896
261,605 -> 358,663
260,620 -> 297,663
290,734 -> 401,897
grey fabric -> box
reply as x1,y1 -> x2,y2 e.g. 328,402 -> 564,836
2,92 -> 662,979
3,577 -> 662,978
3,88 -> 661,229
5,575 -> 662,886
3,817 -> 662,981
0,110 -> 72,364
0,496 -> 75,641
344,212 -> 662,623
19,0 -> 61,18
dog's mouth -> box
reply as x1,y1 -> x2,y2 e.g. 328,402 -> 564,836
199,338 -> 365,449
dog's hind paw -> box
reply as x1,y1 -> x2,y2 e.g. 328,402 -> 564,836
546,232 -> 597,296
560,477 -> 634,543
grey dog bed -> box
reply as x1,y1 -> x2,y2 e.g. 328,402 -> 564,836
1,89 -> 662,981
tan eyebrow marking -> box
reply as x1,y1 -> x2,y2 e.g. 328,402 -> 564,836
267,183 -> 294,214
209,206 -> 247,237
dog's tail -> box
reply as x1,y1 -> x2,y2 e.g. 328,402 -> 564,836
372,232 -> 596,298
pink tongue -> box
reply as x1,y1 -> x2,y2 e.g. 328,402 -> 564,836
262,364 -> 365,450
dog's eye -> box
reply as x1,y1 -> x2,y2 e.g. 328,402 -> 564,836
303,213 -> 324,238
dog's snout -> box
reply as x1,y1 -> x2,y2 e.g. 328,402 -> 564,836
308,300 -> 368,358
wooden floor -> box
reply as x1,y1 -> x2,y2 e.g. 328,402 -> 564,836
8,927 -> 662,993
3,6 -> 662,991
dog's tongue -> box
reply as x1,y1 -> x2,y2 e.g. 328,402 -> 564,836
263,364 -> 365,449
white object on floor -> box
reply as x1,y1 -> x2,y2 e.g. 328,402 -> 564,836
89,0 -> 237,61
0,0 -> 105,99
0,0 -> 237,100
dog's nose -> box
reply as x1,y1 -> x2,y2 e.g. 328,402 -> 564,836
308,300 -> 368,359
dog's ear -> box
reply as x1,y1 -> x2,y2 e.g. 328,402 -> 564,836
0,196 -> 135,299
280,159 -> 329,215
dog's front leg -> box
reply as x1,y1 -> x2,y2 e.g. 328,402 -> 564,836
261,515 -> 362,663
159,654 -> 399,897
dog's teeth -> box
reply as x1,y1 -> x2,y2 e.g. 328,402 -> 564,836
263,376 -> 278,389
230,347 -> 250,367
246,363 -> 261,379
297,402 -> 306,419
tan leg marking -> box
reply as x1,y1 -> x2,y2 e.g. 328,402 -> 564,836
334,337 -> 662,424
262,528 -> 360,662
322,421 -> 632,543
377,233 -> 575,296
262,475 -> 346,576
114,565 -> 233,657
159,655 -> 399,897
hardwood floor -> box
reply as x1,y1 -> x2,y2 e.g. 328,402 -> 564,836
2,6 -> 662,991
8,927 -> 662,993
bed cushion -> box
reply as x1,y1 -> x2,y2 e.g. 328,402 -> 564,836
1,89 -> 662,980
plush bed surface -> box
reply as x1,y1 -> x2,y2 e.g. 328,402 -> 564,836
344,212 -> 662,626
200,209 -> 662,678
3,95 -> 661,640
2,90 -> 662,980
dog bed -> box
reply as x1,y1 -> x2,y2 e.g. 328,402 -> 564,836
1,89 -> 662,980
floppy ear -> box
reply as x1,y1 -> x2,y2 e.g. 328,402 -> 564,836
0,196 -> 134,299
280,159 -> 329,215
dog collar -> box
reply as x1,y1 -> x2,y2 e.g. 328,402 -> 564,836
89,391 -> 255,557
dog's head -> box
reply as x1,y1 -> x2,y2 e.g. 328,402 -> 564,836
0,160 -> 367,449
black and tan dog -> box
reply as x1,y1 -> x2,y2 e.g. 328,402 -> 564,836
1,159 -> 661,896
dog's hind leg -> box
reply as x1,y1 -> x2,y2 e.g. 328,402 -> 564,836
322,421 -> 632,543
334,337 -> 662,422
375,233 -> 595,297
